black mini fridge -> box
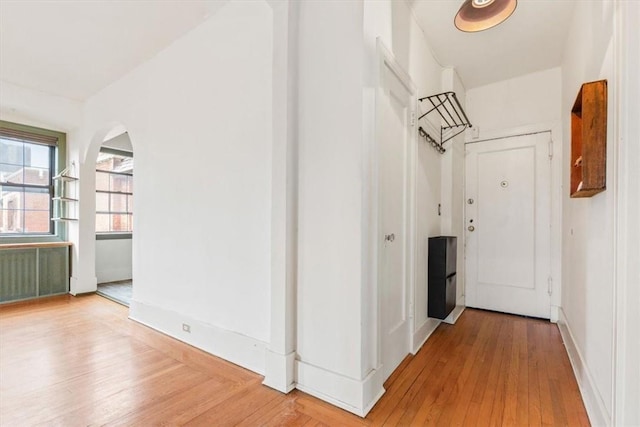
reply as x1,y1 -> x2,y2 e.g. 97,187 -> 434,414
428,236 -> 457,320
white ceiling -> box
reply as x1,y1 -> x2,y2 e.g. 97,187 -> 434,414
409,0 -> 576,89
0,0 -> 575,101
0,0 -> 227,101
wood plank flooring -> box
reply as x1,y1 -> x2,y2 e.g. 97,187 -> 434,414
0,295 -> 589,426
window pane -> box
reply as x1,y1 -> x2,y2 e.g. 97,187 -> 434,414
110,194 -> 127,212
110,174 -> 128,193
27,144 -> 51,169
0,186 -> 24,209
110,214 -> 130,232
0,163 -> 23,183
96,172 -> 109,192
24,188 -> 50,210
127,195 -> 133,213
0,139 -> 23,165
127,176 -> 133,193
0,209 -> 22,233
96,214 -> 110,232
96,193 -> 109,211
24,210 -> 50,233
23,167 -> 50,186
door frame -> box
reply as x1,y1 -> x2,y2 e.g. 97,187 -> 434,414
463,124 -> 563,322
373,39 -> 418,374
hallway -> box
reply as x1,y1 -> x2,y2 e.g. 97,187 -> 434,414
0,295 -> 588,425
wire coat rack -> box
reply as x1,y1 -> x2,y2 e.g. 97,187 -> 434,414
417,91 -> 472,154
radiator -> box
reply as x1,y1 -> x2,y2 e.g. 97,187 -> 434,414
0,245 -> 69,303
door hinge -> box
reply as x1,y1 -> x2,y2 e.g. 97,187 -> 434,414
548,139 -> 554,160
410,111 -> 416,126
548,276 -> 553,296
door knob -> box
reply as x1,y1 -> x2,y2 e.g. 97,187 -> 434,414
468,225 -> 475,232
385,233 -> 395,242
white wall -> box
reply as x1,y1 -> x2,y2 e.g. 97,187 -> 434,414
441,68 -> 466,307
74,0 -> 274,373
559,1 -> 616,424
95,239 -> 132,283
465,67 -> 564,318
295,0 -> 369,411
0,80 -> 82,132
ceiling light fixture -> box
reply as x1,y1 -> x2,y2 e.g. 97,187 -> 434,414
454,0 -> 517,32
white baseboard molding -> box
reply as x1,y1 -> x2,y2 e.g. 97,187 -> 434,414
443,304 -> 465,325
412,317 -> 441,354
557,308 -> 610,426
96,268 -> 132,285
129,299 -> 267,375
70,275 -> 97,295
263,349 -> 296,393
295,360 -> 385,417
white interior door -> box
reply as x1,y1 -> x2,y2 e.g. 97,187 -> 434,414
378,60 -> 412,380
464,133 -> 551,319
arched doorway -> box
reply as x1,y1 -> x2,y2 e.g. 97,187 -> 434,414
94,129 -> 134,306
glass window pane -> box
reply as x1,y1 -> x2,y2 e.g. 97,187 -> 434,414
110,174 -> 128,193
23,167 -> 50,186
110,214 -> 129,232
127,175 -> 133,193
0,187 -> 24,210
96,193 -> 109,212
127,195 -> 133,213
96,214 -> 110,232
0,209 -> 22,234
110,194 -> 127,212
0,163 -> 23,183
23,210 -> 50,234
24,188 -> 50,210
0,139 -> 23,165
96,172 -> 109,192
27,143 -> 51,168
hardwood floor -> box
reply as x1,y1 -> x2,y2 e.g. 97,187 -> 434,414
0,295 -> 589,426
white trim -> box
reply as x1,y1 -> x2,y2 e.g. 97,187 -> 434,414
264,349 -> 296,393
557,308 -> 610,426
612,2 -> 640,424
411,318 -> 440,354
129,300 -> 267,375
442,304 -> 465,325
374,39 -> 418,375
295,360 -> 385,417
69,275 -> 97,295
263,0 -> 298,392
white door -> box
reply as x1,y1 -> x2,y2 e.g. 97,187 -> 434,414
464,133 -> 551,319
378,59 -> 412,380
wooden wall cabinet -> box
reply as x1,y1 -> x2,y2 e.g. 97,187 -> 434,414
570,79 -> 607,198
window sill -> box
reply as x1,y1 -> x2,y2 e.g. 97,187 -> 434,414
96,233 -> 132,241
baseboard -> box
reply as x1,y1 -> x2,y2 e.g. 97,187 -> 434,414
443,304 -> 465,325
129,299 -> 267,375
96,268 -> 132,285
263,349 -> 296,393
295,360 -> 385,417
557,308 -> 610,426
70,275 -> 97,295
412,317 -> 441,354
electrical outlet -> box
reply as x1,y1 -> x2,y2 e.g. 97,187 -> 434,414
182,323 -> 191,333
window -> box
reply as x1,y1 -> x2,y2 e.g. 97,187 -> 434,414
96,149 -> 133,234
0,126 -> 58,235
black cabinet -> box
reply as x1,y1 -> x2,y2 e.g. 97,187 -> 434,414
428,236 -> 457,320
